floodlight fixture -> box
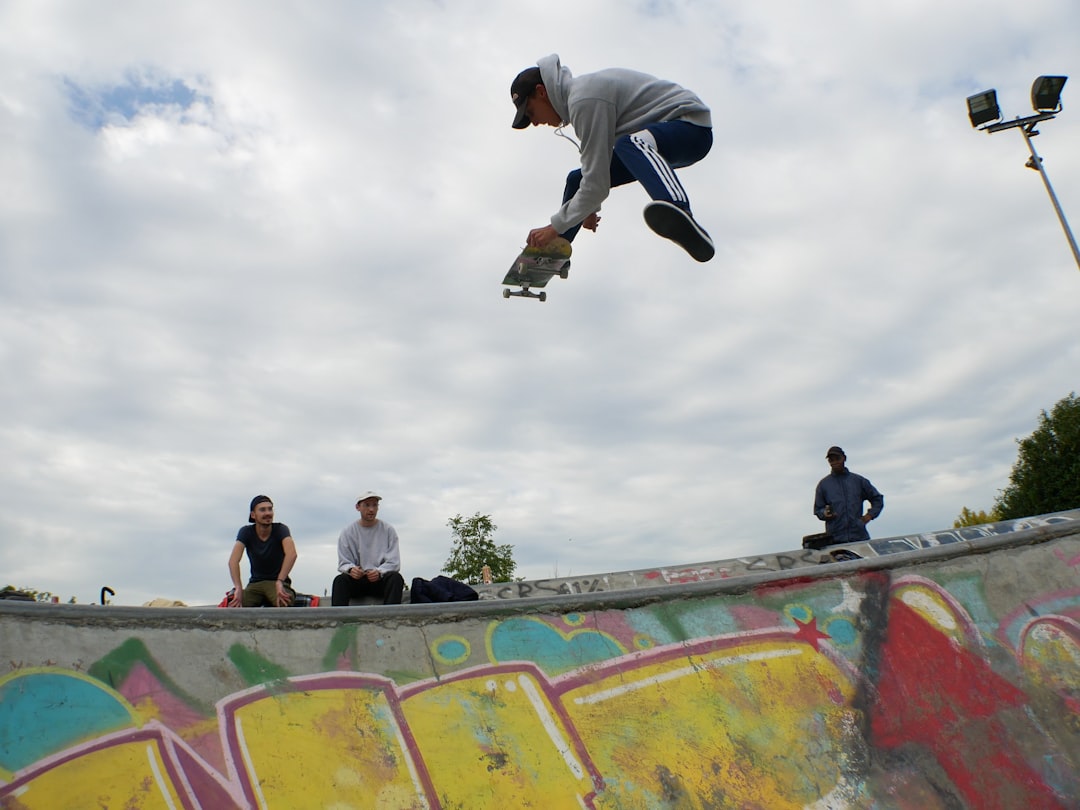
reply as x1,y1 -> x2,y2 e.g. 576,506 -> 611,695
1031,75 -> 1067,112
966,89 -> 1000,128
967,75 -> 1079,272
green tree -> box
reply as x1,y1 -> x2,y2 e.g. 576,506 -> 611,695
993,392 -> 1080,520
443,513 -> 517,585
953,506 -> 1002,528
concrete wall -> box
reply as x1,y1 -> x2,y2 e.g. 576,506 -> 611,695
470,509 -> 1080,601
2,518 -> 1079,808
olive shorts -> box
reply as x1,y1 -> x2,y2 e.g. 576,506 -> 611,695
242,579 -> 296,607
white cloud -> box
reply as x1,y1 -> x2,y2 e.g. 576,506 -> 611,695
1,0 -> 1079,606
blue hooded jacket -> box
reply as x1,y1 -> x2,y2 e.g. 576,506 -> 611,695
814,469 -> 884,544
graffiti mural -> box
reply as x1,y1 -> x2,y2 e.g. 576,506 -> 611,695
2,530 -> 1080,808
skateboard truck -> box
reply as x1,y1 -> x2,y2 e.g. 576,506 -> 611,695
503,285 -> 547,301
502,261 -> 563,301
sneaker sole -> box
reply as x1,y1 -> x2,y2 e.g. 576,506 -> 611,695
643,201 -> 715,262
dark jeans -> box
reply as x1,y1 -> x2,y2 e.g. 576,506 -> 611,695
331,571 -> 405,606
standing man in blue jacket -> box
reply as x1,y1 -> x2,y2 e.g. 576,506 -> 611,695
511,54 -> 715,262
814,447 -> 885,545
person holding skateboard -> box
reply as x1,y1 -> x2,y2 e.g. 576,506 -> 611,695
511,54 -> 715,262
813,447 -> 885,546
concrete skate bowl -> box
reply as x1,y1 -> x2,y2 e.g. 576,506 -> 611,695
1,511 -> 1079,808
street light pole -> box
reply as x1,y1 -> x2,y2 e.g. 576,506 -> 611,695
1017,124 -> 1080,271
968,76 -> 1080,273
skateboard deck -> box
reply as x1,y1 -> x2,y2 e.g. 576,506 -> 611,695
502,239 -> 571,302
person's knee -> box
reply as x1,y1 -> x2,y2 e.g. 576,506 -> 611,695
330,573 -> 353,605
382,572 -> 405,604
381,571 -> 404,593
242,582 -> 271,607
562,169 -> 582,199
615,129 -> 655,155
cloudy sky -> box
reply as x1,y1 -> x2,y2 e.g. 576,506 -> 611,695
2,1 -> 1078,606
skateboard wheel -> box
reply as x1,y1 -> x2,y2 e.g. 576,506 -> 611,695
503,288 -> 511,299
539,291 -> 547,302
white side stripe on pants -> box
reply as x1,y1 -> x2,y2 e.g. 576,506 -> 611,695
629,130 -> 688,205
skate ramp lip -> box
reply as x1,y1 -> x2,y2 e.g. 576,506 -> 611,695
4,508 -> 1079,624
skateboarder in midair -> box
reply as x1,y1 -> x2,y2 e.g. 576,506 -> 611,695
511,54 -> 715,262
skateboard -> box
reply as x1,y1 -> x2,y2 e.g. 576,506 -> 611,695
502,239 -> 571,302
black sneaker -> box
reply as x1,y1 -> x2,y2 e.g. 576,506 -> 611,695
643,200 -> 715,262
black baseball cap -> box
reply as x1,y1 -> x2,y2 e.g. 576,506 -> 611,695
826,446 -> 845,458
511,66 -> 542,129
249,494 -> 273,521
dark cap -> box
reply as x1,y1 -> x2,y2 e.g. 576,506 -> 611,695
826,446 -> 845,458
510,66 -> 542,129
249,495 -> 273,522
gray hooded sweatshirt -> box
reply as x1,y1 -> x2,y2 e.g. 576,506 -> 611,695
536,53 -> 712,234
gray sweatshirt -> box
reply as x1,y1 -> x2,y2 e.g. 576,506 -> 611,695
336,519 -> 401,576
536,53 -> 712,233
